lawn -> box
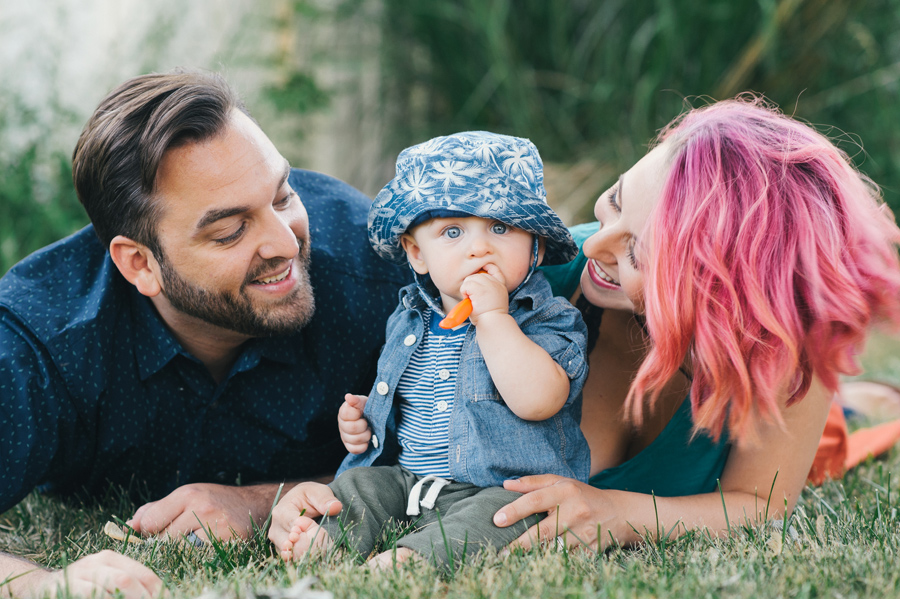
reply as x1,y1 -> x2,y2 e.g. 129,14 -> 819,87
3,334 -> 900,599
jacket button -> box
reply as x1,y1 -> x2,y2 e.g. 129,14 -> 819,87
372,434 -> 380,448
404,334 -> 416,346
377,381 -> 389,395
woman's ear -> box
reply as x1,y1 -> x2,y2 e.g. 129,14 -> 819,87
108,235 -> 163,297
400,233 -> 429,275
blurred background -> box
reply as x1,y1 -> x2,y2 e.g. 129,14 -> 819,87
1,0 -> 899,275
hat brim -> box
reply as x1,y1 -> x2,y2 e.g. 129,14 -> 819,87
368,182 -> 577,266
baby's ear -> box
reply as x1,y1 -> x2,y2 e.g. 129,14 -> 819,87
400,233 -> 429,275
536,236 -> 547,266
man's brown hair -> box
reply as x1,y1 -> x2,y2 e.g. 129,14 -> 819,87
72,69 -> 249,253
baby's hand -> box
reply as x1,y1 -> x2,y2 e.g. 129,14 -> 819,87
338,393 -> 371,454
461,265 -> 509,324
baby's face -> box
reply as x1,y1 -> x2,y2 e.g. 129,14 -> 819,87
401,215 -> 535,305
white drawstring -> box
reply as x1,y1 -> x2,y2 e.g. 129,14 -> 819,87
406,475 -> 451,516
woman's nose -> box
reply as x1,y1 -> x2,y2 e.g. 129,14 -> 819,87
583,224 -> 618,265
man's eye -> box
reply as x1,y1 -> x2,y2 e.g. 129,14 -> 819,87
491,222 -> 508,234
443,226 -> 461,239
214,224 -> 245,244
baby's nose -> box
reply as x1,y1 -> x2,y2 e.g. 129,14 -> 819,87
467,237 -> 493,256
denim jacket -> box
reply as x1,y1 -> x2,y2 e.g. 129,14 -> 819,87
337,271 -> 591,486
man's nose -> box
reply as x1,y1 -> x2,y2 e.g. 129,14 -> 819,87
257,210 -> 300,260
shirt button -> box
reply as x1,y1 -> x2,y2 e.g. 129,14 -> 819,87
436,400 -> 448,413
404,334 -> 416,346
438,369 -> 450,380
376,381 -> 389,395
372,434 -> 380,448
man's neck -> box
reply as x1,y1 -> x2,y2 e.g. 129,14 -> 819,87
150,296 -> 249,384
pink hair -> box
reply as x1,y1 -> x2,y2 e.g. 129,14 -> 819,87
628,96 -> 900,442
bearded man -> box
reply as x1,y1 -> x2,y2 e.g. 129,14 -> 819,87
0,69 -> 407,597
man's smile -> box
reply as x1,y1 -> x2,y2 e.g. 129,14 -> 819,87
254,264 -> 292,285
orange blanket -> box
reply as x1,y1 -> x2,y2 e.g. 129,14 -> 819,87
808,401 -> 900,485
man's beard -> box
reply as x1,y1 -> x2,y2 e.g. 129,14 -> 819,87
157,240 -> 315,337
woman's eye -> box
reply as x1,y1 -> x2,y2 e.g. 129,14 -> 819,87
627,242 -> 639,269
276,191 -> 296,208
490,222 -> 508,234
443,226 -> 461,239
608,188 -> 621,213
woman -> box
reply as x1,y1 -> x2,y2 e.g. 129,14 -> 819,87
492,96 -> 900,551
270,96 -> 900,558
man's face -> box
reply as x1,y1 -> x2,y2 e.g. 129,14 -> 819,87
149,110 -> 314,337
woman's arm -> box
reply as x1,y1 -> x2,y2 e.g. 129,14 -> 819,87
495,377 -> 832,550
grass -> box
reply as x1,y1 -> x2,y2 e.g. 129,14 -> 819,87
4,333 -> 900,599
3,462 -> 900,599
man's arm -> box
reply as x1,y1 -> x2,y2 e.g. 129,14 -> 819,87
0,551 -> 161,599
0,313 -> 71,514
126,475 -> 333,541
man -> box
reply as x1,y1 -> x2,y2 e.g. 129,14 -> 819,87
0,70 -> 407,597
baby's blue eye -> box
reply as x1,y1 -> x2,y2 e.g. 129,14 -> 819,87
444,226 -> 461,239
491,222 -> 508,234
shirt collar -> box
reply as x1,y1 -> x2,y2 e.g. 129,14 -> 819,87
132,290 -> 184,381
131,290 -> 299,381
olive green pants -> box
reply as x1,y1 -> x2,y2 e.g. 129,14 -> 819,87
321,465 -> 540,567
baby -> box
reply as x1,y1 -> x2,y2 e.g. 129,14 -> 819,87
274,131 -> 589,567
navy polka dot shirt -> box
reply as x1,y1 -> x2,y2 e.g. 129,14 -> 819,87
0,169 -> 409,512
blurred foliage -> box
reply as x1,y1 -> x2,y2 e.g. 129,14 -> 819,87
0,85 -> 90,274
0,148 -> 88,274
0,1 -> 329,276
376,0 -> 900,222
2,0 -> 898,273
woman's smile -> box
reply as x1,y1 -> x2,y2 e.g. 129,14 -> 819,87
587,259 -> 620,289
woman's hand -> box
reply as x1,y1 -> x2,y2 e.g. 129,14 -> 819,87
494,475 -> 623,551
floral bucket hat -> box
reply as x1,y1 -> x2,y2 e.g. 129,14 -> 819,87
368,131 -> 578,266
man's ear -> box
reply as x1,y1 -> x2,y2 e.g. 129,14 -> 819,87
108,235 -> 163,297
536,236 -> 547,266
400,233 -> 429,275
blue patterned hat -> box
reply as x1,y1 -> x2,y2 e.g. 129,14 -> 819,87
368,131 -> 578,266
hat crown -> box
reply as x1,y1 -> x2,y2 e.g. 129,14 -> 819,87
394,131 -> 547,202
368,131 -> 577,266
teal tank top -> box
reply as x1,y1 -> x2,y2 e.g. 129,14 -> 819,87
540,222 -> 731,496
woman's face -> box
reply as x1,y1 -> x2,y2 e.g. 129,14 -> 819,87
581,144 -> 670,313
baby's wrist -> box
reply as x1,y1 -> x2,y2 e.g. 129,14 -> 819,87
471,309 -> 513,328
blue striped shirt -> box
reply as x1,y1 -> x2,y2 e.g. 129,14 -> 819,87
396,310 -> 468,477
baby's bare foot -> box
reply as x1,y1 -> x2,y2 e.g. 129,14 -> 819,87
281,516 -> 333,561
367,547 -> 420,570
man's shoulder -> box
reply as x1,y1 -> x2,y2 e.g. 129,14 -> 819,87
0,226 -> 127,344
289,168 -> 370,209
291,168 -> 408,287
